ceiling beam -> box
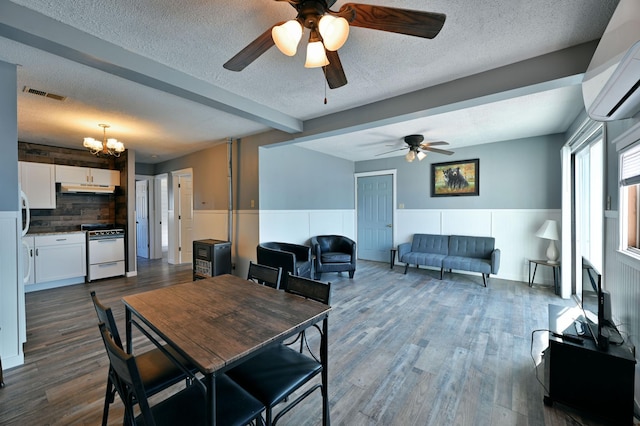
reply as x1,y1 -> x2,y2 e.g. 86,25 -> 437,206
0,1 -> 303,134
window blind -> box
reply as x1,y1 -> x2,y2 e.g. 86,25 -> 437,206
620,143 -> 640,186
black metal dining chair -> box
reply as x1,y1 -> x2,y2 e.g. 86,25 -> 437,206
227,274 -> 331,426
97,323 -> 264,426
247,261 -> 283,289
90,291 -> 197,426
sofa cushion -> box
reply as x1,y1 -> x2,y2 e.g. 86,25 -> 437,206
320,252 -> 352,263
410,234 -> 449,255
447,235 -> 495,259
401,252 -> 447,268
442,256 -> 492,274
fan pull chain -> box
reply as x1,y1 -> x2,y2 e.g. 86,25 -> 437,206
322,67 -> 328,105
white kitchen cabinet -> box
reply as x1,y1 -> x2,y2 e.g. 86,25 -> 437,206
22,236 -> 35,286
33,233 -> 86,284
90,168 -> 120,186
19,161 -> 56,209
55,165 -> 119,186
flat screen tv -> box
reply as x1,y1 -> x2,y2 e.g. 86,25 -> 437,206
579,257 -> 609,350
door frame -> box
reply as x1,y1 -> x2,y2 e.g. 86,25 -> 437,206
354,169 -> 397,259
169,168 -> 193,265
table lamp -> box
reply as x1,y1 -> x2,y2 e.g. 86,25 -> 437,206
535,220 -> 560,264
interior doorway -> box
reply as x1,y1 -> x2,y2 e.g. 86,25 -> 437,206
169,169 -> 193,265
135,180 -> 149,259
355,171 -> 396,262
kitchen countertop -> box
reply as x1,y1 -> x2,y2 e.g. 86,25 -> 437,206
25,230 -> 86,236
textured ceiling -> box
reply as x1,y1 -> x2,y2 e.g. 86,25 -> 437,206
0,0 -> 620,163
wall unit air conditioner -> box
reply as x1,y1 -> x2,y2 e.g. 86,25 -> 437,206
582,0 -> 640,122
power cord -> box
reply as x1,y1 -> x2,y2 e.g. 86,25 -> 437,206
529,329 -> 550,395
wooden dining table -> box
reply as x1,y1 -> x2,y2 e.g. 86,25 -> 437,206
122,273 -> 331,426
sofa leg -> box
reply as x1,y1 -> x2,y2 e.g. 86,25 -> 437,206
404,264 -> 409,274
349,270 -> 355,279
440,268 -> 444,280
482,274 -> 487,287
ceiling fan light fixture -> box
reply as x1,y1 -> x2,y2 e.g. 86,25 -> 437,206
405,150 -> 416,162
416,150 -> 427,161
305,40 -> 329,68
272,20 -> 303,56
318,15 -> 349,51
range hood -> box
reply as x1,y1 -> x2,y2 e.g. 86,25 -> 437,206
59,183 -> 115,194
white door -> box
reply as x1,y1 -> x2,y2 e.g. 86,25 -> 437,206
178,175 -> 193,264
136,180 -> 149,258
357,174 -> 394,262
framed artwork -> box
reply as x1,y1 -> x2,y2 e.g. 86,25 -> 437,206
431,158 -> 479,197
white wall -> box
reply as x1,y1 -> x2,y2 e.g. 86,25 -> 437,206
256,207 -> 561,284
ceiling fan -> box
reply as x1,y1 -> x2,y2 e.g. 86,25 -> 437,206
223,1 -> 446,89
377,134 -> 454,162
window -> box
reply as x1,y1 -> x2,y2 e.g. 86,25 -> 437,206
620,143 -> 640,257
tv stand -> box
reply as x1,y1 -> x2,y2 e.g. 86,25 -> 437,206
545,304 -> 636,425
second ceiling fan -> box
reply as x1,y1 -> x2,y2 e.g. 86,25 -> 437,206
223,1 -> 446,89
377,134 -> 454,162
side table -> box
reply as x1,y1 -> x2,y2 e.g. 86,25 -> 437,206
529,259 -> 560,295
390,248 -> 397,269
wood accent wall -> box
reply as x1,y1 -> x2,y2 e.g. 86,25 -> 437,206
18,142 -> 126,233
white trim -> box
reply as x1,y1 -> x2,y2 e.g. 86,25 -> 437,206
614,120 -> 640,151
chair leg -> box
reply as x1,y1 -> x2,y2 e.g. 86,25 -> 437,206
440,268 -> 444,279
349,270 -> 354,279
101,377 -> 115,426
404,263 -> 409,274
482,274 -> 487,287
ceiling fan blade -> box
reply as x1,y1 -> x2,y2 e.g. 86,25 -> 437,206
223,23 -> 283,71
339,3 -> 446,39
375,147 -> 406,156
423,147 -> 454,155
324,50 -> 348,89
420,141 -> 449,147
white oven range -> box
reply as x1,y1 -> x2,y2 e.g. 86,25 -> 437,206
82,224 -> 125,282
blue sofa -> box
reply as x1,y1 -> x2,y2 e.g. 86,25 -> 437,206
397,234 -> 500,286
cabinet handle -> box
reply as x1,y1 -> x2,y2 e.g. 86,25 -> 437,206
99,262 -> 118,267
30,249 -> 33,257
56,238 -> 67,241
35,248 -> 38,256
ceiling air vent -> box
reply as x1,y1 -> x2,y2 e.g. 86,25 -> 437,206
22,86 -> 67,101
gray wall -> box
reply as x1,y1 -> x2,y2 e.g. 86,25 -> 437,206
0,60 -> 18,212
259,145 -> 355,210
154,143 -> 230,210
356,134 -> 564,209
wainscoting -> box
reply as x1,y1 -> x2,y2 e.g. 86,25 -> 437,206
604,213 -> 640,398
257,208 -> 561,285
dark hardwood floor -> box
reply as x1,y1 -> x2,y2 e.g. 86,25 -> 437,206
0,259 -> 622,425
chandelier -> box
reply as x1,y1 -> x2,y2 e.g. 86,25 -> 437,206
83,124 -> 125,157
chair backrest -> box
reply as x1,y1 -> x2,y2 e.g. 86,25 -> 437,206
285,274 -> 331,305
247,261 -> 283,289
98,322 -> 156,425
90,291 -> 124,349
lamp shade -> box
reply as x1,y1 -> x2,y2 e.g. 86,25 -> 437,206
304,41 -> 329,68
318,15 -> 349,51
535,220 -> 560,240
272,20 -> 303,56
405,150 -> 416,162
416,151 -> 427,161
